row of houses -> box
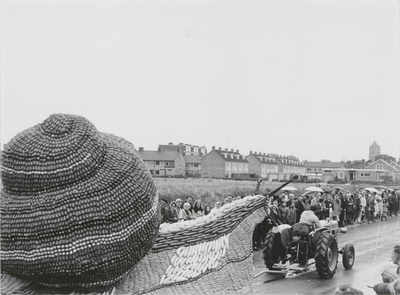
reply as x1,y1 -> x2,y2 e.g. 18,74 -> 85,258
137,143 -> 400,183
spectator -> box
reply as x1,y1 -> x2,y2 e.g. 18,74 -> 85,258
193,199 -> 204,218
375,192 -> 383,220
268,205 -> 283,226
332,192 -> 342,224
346,193 -> 355,225
179,202 -> 194,221
323,194 -> 333,220
382,198 -> 389,221
389,191 -> 396,217
358,193 -> 366,224
175,198 -> 183,217
287,201 -> 297,225
340,192 -> 349,226
211,201 -> 222,213
280,212 -> 290,225
366,192 -> 376,224
204,204 -> 211,215
161,198 -> 169,223
315,197 -> 325,220
164,201 -> 180,223
186,195 -> 194,211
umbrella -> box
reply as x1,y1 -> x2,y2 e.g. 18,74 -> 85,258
375,186 -> 394,192
364,187 -> 380,193
305,186 -> 324,193
280,186 -> 298,191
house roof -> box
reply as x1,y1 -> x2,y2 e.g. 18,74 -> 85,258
184,155 -> 201,164
275,158 -> 304,167
304,161 -> 344,168
212,149 -> 248,163
365,159 -> 400,172
247,154 -> 278,165
138,150 -> 181,161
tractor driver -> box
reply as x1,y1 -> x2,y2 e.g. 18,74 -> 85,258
299,204 -> 322,229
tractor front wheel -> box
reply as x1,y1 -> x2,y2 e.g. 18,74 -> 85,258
342,243 -> 355,270
315,232 -> 338,279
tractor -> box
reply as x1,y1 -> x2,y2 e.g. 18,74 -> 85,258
261,218 -> 355,278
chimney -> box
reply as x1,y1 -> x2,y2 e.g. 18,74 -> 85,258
231,149 -> 234,152
168,142 -> 173,145
158,147 -> 161,152
139,147 -> 144,152
250,151 -> 252,154
225,148 -> 228,151
212,146 -> 215,150
236,149 -> 239,153
362,159 -> 365,169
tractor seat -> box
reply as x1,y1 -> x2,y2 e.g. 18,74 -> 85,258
292,223 -> 313,236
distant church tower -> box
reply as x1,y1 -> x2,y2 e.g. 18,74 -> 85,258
369,141 -> 380,161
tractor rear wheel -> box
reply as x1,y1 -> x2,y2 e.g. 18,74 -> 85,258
262,232 -> 282,270
342,243 -> 355,270
315,232 -> 338,279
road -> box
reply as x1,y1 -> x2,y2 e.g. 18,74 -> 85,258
252,216 -> 400,295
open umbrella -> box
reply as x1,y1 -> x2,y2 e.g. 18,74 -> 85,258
375,186 -> 394,192
364,187 -> 380,193
280,186 -> 298,191
305,186 -> 324,193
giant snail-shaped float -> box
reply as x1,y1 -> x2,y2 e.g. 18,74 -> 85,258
0,114 -> 296,295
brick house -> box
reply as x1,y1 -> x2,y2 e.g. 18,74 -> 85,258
274,155 -> 306,181
201,147 -> 248,178
137,147 -> 185,176
184,155 -> 202,177
246,152 -> 279,181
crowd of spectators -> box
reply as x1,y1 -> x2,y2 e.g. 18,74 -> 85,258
252,186 -> 399,250
160,194 -> 242,223
159,186 -> 400,253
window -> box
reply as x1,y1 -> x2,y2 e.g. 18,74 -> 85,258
203,171 -> 209,175
165,162 -> 169,166
156,161 -> 160,165
324,169 -> 333,173
155,170 -> 159,175
338,172 -> 345,179
361,173 -> 371,177
377,164 -> 383,170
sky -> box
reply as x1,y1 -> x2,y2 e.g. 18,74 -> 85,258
1,0 -> 399,163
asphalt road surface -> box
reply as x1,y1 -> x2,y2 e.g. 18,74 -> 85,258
252,216 -> 400,295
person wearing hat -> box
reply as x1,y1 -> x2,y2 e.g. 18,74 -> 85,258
299,204 -> 321,229
164,201 -> 180,223
175,198 -> 183,217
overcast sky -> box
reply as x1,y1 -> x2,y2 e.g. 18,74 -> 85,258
1,0 -> 399,162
